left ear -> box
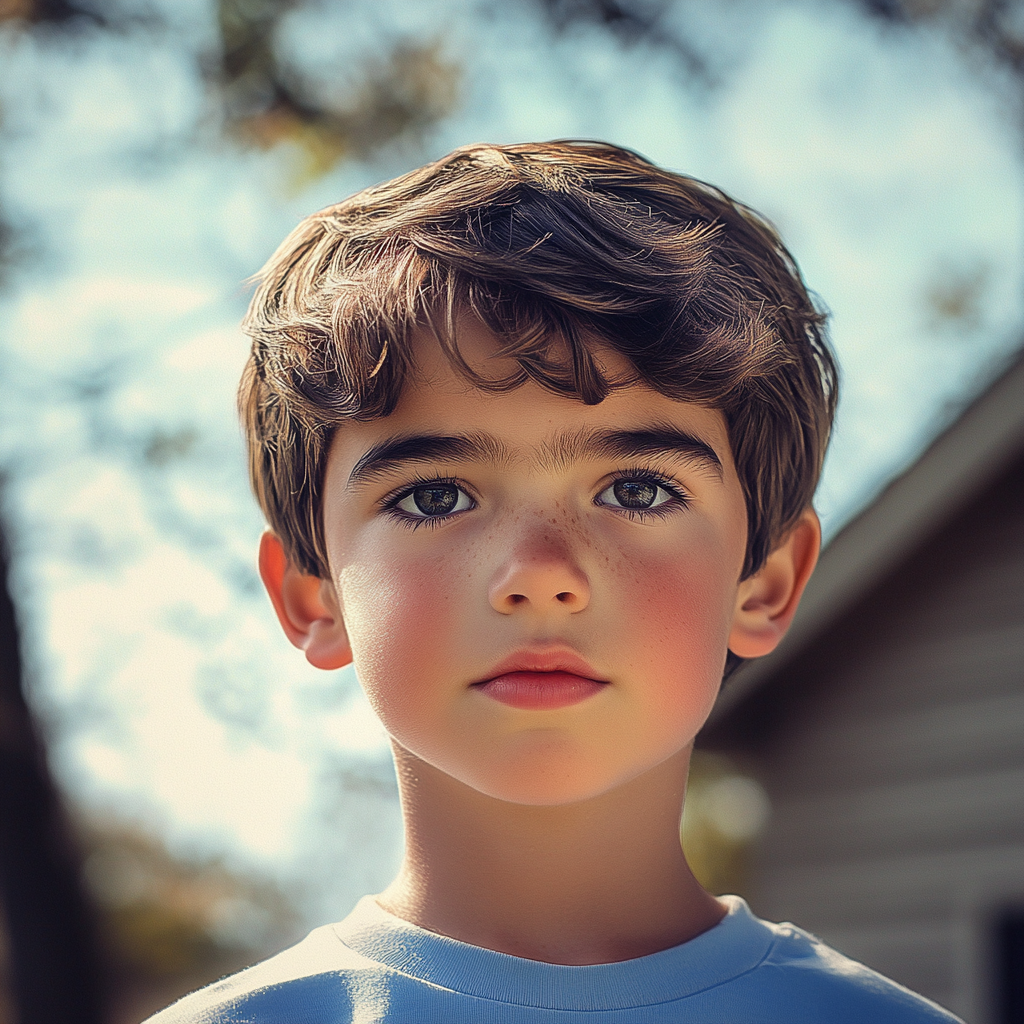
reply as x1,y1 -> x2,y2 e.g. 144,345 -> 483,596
728,507 -> 821,659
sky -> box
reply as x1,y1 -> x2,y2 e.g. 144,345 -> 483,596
0,0 -> 1021,921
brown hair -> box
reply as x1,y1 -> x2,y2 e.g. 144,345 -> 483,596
240,140 -> 836,583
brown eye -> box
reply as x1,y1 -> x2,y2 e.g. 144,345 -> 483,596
596,477 -> 677,513
413,485 -> 459,515
395,483 -> 474,518
613,479 -> 657,508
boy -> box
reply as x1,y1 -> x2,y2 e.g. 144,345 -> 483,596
148,142 -> 962,1022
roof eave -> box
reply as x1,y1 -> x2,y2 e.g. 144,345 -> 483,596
705,348 -> 1024,731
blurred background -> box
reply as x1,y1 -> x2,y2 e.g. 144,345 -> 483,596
0,1 -> 1021,1021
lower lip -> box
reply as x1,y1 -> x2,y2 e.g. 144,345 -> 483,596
473,671 -> 607,710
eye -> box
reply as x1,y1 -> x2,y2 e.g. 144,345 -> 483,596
596,477 -> 678,512
394,482 -> 474,519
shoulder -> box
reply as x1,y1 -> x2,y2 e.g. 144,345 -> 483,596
141,924 -> 381,1024
731,916 -> 963,1023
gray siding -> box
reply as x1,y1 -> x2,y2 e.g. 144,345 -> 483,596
706,452 -> 1024,1023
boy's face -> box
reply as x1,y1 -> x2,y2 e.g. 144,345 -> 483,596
319,321 -> 751,807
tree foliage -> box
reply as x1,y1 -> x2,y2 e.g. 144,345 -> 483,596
81,817 -> 298,1022
0,0 -> 106,30
532,0 -> 714,84
858,0 -> 1024,79
213,0 -> 459,180
531,0 -> 1024,101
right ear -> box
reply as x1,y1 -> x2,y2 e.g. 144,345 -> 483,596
258,531 -> 353,670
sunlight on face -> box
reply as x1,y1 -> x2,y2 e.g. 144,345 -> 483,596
321,322 -> 749,806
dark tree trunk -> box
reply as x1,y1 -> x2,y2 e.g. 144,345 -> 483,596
0,516 -> 106,1023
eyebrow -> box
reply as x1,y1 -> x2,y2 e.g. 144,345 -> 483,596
347,424 -> 723,487
348,432 -> 514,487
575,426 -> 724,479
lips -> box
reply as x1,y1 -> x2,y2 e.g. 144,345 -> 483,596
472,650 -> 607,710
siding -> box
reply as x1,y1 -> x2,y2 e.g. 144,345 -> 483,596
706,450 -> 1024,1024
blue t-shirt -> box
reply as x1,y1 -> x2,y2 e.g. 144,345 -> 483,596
146,895 -> 962,1022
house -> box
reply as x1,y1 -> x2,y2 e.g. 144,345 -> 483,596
699,350 -> 1024,1024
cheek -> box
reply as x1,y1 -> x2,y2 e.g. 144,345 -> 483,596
335,551 -> 466,716
608,533 -> 737,711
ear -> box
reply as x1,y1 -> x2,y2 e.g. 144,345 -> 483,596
258,531 -> 353,670
728,508 -> 821,660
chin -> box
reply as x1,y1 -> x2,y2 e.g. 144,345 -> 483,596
475,777 -> 612,807
458,748 -> 654,807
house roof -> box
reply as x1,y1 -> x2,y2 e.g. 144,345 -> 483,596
705,347 -> 1024,731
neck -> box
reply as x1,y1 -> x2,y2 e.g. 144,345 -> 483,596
376,744 -> 725,965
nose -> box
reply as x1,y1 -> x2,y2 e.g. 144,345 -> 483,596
488,526 -> 591,615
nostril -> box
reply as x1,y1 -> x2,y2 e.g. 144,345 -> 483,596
556,592 -> 572,603
509,594 -> 527,605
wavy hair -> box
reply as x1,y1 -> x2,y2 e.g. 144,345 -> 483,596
240,140 -> 837,585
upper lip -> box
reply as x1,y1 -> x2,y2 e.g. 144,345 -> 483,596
474,648 -> 605,685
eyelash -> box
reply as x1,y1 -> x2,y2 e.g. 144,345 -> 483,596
599,468 -> 691,521
379,468 -> 691,528
380,475 -> 475,529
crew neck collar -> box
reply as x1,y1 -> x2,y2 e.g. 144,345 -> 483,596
332,894 -> 775,1011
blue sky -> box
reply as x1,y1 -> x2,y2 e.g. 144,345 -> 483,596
0,0 -> 1020,919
